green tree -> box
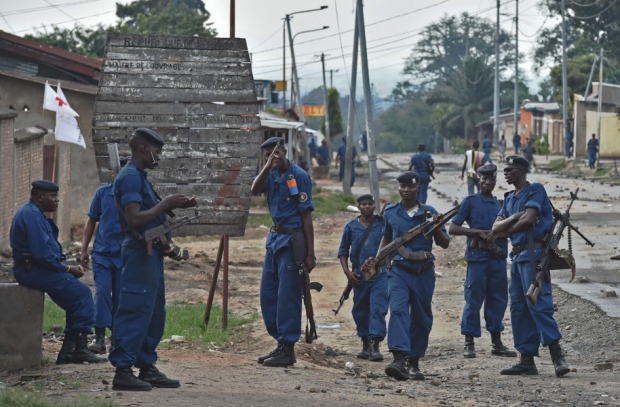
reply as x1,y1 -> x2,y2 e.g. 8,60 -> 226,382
321,88 -> 344,139
25,24 -> 109,58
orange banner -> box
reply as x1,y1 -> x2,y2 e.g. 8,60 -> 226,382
296,105 -> 325,117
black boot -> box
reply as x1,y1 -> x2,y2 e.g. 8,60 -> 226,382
491,332 -> 517,357
257,342 -> 282,364
72,333 -> 107,364
357,337 -> 371,360
548,341 -> 570,377
385,351 -> 409,381
263,342 -> 296,367
89,327 -> 107,354
500,354 -> 539,375
463,335 -> 476,358
112,367 -> 152,391
138,364 -> 181,388
406,358 -> 425,381
368,338 -> 384,362
56,333 -> 77,365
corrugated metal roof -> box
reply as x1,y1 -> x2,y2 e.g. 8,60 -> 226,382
0,70 -> 98,95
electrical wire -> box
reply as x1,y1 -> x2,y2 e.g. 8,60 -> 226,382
0,0 -> 104,16
251,26 -> 282,52
14,10 -> 114,34
0,12 -> 15,33
569,0 -> 618,19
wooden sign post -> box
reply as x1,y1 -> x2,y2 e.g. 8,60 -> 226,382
92,33 -> 260,329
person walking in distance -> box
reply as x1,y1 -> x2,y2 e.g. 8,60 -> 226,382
408,144 -> 434,204
449,164 -> 517,359
492,156 -> 570,378
498,134 -> 507,162
482,134 -> 493,164
461,140 -> 483,196
587,133 -> 599,169
338,194 -> 388,362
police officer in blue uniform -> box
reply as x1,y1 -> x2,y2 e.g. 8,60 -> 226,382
482,134 -> 493,164
408,144 -> 434,204
10,180 -> 106,365
251,137 -> 316,367
448,164 -> 517,359
337,194 -> 388,361
363,171 -> 451,381
80,157 -> 128,354
492,156 -> 570,377
109,128 -> 197,391
336,136 -> 357,185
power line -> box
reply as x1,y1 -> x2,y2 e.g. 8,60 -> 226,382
14,10 -> 114,34
251,26 -> 282,52
0,0 -> 104,16
569,0 -> 618,20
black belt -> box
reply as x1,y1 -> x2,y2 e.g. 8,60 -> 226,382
393,262 -> 433,275
511,243 -> 544,255
271,225 -> 301,235
13,258 -> 33,272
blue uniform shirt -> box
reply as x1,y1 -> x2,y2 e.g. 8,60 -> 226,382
114,160 -> 166,239
587,138 -> 599,153
10,201 -> 67,271
409,152 -> 433,182
498,182 -> 552,262
338,216 -> 384,274
88,183 -> 123,264
482,139 -> 492,153
451,194 -> 508,261
317,146 -> 329,165
337,144 -> 357,162
382,202 -> 447,267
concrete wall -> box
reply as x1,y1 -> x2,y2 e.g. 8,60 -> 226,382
585,108 -> 620,158
0,76 -> 100,228
0,283 -> 44,372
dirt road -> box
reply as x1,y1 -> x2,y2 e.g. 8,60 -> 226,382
4,153 -> 620,406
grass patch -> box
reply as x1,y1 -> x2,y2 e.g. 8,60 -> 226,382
389,193 -> 401,203
313,192 -> 356,215
43,299 -> 258,348
594,167 -> 612,176
549,158 -> 567,171
0,388 -> 114,407
246,213 -> 272,229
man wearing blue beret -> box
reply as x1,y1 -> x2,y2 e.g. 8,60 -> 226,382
449,164 -> 516,359
492,156 -> 570,377
251,137 -> 315,367
10,180 -> 107,366
109,128 -> 197,391
363,171 -> 451,381
80,157 -> 129,355
337,194 -> 388,361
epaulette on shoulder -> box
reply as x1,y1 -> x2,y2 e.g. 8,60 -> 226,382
504,190 -> 515,198
383,202 -> 397,212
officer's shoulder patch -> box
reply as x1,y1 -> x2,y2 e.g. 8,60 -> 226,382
299,192 -> 308,202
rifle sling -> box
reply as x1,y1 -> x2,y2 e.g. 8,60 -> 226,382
527,227 -> 537,285
351,215 -> 378,270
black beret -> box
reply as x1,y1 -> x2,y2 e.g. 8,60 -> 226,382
31,180 -> 59,192
418,143 -> 425,150
505,155 -> 530,171
396,171 -> 420,185
260,137 -> 285,150
356,194 -> 375,204
132,128 -> 164,149
477,164 -> 497,177
119,156 -> 129,167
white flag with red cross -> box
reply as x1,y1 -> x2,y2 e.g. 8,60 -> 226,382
43,82 -> 79,117
53,84 -> 86,149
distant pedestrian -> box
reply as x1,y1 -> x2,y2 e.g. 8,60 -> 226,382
512,133 -> 521,155
408,144 -> 434,204
587,134 -> 599,169
317,139 -> 330,166
498,135 -> 507,162
336,137 -> 357,186
522,139 -> 536,172
565,130 -> 573,159
461,140 -> 483,196
482,134 -> 493,164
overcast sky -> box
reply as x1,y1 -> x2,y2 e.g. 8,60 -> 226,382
1,0 -> 553,99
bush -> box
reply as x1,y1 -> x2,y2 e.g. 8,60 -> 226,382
450,137 -> 472,155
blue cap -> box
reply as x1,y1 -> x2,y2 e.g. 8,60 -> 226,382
260,137 -> 285,150
356,194 -> 375,204
119,156 -> 129,167
132,128 -> 164,149
505,155 -> 530,171
31,180 -> 59,192
477,164 -> 497,177
396,171 -> 420,185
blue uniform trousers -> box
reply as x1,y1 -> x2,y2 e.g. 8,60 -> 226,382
461,258 -> 507,337
92,253 -> 121,330
260,245 -> 303,344
509,260 -> 562,356
14,267 -> 94,336
386,264 -> 435,359
352,272 -> 388,340
109,240 -> 166,368
483,151 -> 493,164
418,181 -> 430,204
588,152 -> 597,168
338,163 -> 355,185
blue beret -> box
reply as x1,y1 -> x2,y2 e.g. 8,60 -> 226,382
477,164 -> 497,177
396,171 -> 420,185
31,180 -> 59,192
505,155 -> 530,171
357,194 -> 375,204
119,156 -> 129,167
132,128 -> 164,149
260,137 -> 285,150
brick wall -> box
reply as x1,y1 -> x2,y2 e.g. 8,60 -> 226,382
13,138 -> 43,211
0,115 -> 16,250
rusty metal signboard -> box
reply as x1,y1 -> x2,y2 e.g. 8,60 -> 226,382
92,33 -> 261,236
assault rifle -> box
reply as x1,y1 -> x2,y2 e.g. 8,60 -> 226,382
525,188 -> 594,305
302,269 -> 323,343
361,203 -> 460,281
144,211 -> 203,257
333,283 -> 353,316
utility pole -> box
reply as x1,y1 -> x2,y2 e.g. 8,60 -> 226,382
583,54 -> 598,100
230,0 -> 235,38
321,53 -> 332,160
282,19 -> 286,112
356,0 -> 379,205
596,47 -> 604,160
343,6 -> 360,195
560,0 -> 569,156
493,0 -> 500,144
513,0 -> 519,141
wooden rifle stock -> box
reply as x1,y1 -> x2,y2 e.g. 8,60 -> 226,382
302,268 -> 318,343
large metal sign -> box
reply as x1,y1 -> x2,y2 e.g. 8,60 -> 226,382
92,33 -> 261,236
